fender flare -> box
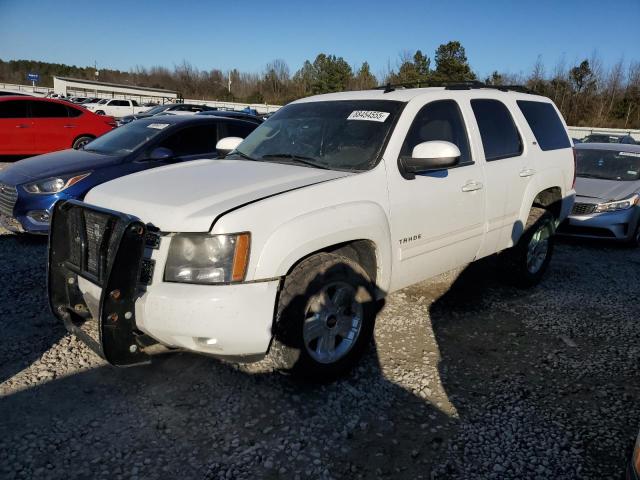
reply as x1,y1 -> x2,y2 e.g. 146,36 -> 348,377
516,168 -> 566,240
254,201 -> 392,292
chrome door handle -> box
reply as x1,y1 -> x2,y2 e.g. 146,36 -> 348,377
519,168 -> 536,177
15,124 -> 29,128
462,181 -> 483,192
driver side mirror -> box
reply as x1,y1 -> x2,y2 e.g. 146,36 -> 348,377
148,147 -> 174,161
400,141 -> 461,179
216,137 -> 243,158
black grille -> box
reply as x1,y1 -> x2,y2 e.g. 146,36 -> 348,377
572,203 -> 597,216
559,224 -> 616,238
65,206 -> 117,283
63,206 -> 152,285
0,183 -> 17,217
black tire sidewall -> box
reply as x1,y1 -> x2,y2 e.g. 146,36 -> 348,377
508,208 -> 555,288
272,254 -> 376,381
72,136 -> 92,149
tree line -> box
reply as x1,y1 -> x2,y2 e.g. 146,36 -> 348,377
1,41 -> 638,128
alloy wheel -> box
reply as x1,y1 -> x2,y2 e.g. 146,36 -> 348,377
302,281 -> 363,364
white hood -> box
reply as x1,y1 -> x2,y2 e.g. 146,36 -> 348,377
85,159 -> 352,232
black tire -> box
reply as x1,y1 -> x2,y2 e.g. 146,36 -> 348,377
625,222 -> 640,248
501,207 -> 555,288
95,110 -> 105,115
72,136 -> 93,150
268,252 -> 377,382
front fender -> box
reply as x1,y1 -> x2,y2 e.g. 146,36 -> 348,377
254,201 -> 392,292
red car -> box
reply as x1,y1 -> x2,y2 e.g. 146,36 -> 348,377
0,96 -> 116,156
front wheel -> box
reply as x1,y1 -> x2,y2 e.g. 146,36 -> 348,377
502,207 -> 555,288
268,252 -> 377,382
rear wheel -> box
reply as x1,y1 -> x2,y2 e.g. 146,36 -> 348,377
502,207 -> 555,288
72,136 -> 93,150
268,252 -> 377,382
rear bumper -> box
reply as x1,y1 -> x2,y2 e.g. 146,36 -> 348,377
558,207 -> 639,241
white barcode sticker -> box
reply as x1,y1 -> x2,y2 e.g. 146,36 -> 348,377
347,111 -> 390,122
147,123 -> 170,130
619,151 -> 640,157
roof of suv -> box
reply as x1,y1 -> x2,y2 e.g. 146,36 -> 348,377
293,87 -> 551,104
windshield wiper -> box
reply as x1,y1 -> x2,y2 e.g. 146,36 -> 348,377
261,153 -> 331,170
229,150 -> 258,162
577,173 -> 608,179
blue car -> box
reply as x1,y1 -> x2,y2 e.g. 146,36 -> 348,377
0,115 -> 258,234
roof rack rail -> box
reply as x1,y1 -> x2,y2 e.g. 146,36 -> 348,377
375,80 -> 534,95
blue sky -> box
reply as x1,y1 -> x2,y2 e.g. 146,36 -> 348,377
0,0 -> 638,80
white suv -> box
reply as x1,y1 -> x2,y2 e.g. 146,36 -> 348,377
49,84 -> 575,381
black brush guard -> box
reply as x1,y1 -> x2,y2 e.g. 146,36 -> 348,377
48,200 -> 151,366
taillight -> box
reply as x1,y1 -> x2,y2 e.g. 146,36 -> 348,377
572,147 -> 577,188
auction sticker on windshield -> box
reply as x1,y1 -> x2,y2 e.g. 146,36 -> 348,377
147,123 -> 170,130
620,151 -> 640,158
347,111 -> 390,122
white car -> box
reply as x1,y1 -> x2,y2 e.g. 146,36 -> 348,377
49,84 -> 576,381
84,98 -> 148,118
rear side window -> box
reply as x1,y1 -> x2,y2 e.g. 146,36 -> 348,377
471,99 -> 522,161
66,105 -> 83,117
159,125 -> 218,156
517,101 -> 570,151
222,120 -> 257,139
31,101 -> 69,118
0,100 -> 28,118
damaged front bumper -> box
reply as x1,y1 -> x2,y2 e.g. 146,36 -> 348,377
48,200 -> 279,366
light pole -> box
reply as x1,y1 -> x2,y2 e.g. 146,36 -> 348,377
94,61 -> 99,96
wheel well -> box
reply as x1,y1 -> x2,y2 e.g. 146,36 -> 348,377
287,240 -> 378,283
73,134 -> 95,144
532,187 -> 562,219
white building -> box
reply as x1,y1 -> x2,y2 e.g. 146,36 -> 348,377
53,76 -> 179,104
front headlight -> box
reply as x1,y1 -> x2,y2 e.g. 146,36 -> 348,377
594,194 -> 639,213
164,232 -> 250,284
23,172 -> 91,194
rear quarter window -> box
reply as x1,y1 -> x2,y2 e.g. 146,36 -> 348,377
470,99 -> 523,161
517,100 -> 571,151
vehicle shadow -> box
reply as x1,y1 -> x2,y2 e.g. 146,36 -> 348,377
2,240 -> 637,479
0,259 -> 455,480
424,243 -> 640,478
0,233 -> 66,384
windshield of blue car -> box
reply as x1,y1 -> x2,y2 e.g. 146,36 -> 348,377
230,100 -> 403,171
576,149 -> 640,181
83,121 -> 169,155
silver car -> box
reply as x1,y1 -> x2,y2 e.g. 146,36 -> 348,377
560,143 -> 640,246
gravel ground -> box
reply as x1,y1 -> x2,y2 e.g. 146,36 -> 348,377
0,227 -> 639,480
